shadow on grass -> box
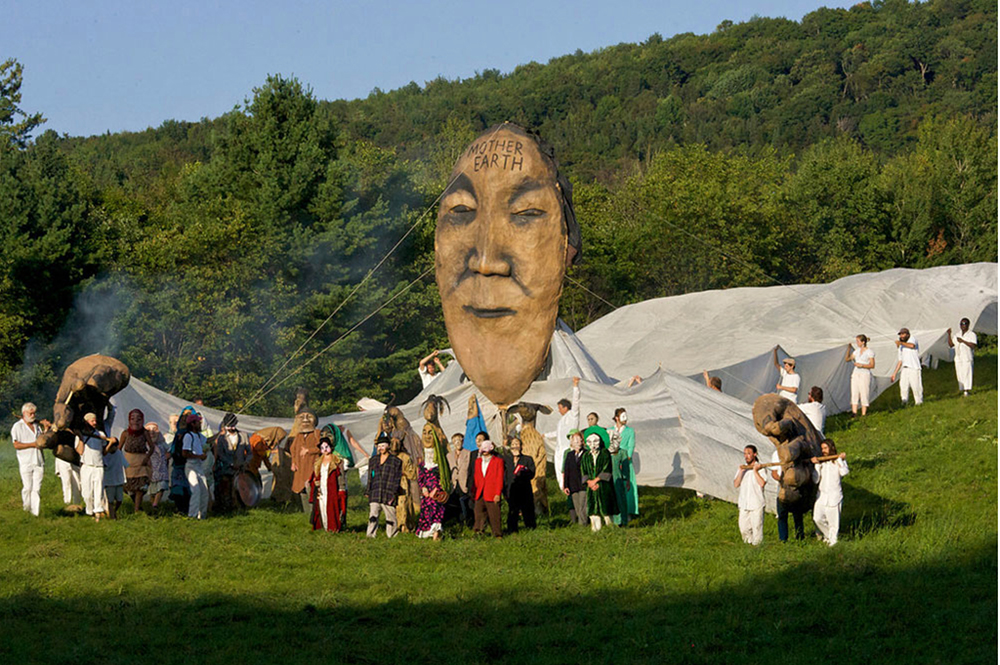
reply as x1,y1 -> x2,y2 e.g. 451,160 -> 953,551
841,483 -> 915,538
1,543 -> 994,665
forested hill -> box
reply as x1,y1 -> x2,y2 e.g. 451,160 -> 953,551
1,0 -> 996,417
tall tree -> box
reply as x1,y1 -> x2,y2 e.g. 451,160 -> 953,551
0,58 -> 45,149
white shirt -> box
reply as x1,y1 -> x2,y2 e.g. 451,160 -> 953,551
735,464 -> 766,511
770,450 -> 783,481
103,448 -> 128,486
778,369 -> 800,401
814,458 -> 849,506
954,329 -> 977,363
418,365 -> 438,389
547,384 -> 581,490
798,401 -> 827,437
897,336 -> 921,369
181,432 -> 206,457
78,432 -> 106,466
11,419 -> 43,467
851,347 -> 875,377
480,455 -> 493,478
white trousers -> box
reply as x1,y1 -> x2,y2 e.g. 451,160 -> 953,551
850,373 -> 871,407
738,507 -> 764,545
18,460 -> 44,516
367,502 -> 398,538
813,501 -> 842,546
899,367 -> 923,404
589,515 -> 613,532
81,464 -> 106,515
56,458 -> 83,505
955,360 -> 973,392
186,459 -> 209,519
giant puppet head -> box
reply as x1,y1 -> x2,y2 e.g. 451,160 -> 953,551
435,123 -> 580,406
752,393 -> 824,505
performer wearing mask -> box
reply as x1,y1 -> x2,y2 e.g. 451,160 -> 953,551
562,430 -> 588,525
213,413 -> 252,513
472,436 -> 505,538
580,431 -> 616,532
120,409 -> 153,515
610,407 -> 638,522
181,413 -> 209,519
308,437 -> 346,532
366,433 -> 403,538
503,436 -> 537,532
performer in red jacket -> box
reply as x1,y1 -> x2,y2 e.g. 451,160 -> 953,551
308,438 -> 346,532
472,436 -> 505,538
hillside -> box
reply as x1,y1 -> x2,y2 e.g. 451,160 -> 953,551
0,355 -> 995,663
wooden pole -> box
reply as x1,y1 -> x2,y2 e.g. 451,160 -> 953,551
740,454 -> 843,470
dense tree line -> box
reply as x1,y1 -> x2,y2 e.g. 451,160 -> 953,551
1,0 -> 996,417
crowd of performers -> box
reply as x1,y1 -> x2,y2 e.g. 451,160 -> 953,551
8,319 -> 980,545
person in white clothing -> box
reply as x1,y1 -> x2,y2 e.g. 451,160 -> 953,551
811,439 -> 849,546
772,348 -> 800,401
546,376 -> 581,491
947,318 -> 978,396
181,413 -> 210,519
417,350 -> 447,389
734,445 -> 767,546
55,456 -> 83,511
890,328 -> 923,405
11,402 -> 45,516
798,386 -> 827,436
844,335 -> 875,416
75,413 -> 113,521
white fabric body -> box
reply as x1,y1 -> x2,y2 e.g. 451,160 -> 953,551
769,450 -> 783,482
735,467 -> 766,511
899,367 -> 924,404
815,459 -> 849,506
953,330 -> 977,363
777,369 -> 800,401
955,360 -> 973,391
813,502 -> 842,546
80,464 -> 105,515
55,458 -> 83,505
851,347 -> 875,377
108,264 -> 996,511
186,458 -> 208,519
798,401 -> 827,436
739,507 -> 764,546
850,373 -> 872,407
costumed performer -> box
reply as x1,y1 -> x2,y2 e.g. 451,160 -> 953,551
609,407 -> 638,523
734,445 -> 767,546
562,429 -> 587,526
580,431 -> 617,532
366,432 -> 403,538
120,408 -> 153,514
308,436 -> 346,532
503,435 -> 536,532
811,440 -> 849,546
472,435 -> 505,538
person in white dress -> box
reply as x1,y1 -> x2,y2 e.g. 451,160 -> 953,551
734,445 -> 767,546
811,440 -> 849,546
844,335 -> 875,416
11,402 -> 45,516
772,348 -> 800,402
947,318 -> 978,396
890,328 -> 922,405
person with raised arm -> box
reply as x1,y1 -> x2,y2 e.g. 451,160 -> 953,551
844,335 -> 875,416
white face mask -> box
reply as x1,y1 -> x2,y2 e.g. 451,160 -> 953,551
480,441 -> 494,455
376,444 -> 389,455
586,435 -> 601,452
570,437 -> 583,452
619,412 -> 628,423
608,440 -> 620,454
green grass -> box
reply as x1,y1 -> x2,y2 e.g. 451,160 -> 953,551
1,357 -> 996,664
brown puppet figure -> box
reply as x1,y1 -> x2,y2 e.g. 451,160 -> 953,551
507,402 -> 552,515
36,354 -> 132,464
287,389 -> 322,512
248,426 -> 288,502
752,393 -> 824,509
435,122 -> 581,407
420,395 -> 452,491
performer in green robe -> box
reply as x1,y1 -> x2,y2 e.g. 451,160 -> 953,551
608,434 -> 631,526
611,408 -> 639,519
580,432 -> 617,531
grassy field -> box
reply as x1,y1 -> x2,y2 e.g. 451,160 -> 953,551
1,356 -> 996,664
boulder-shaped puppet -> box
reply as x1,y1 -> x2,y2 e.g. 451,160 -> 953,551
752,393 -> 824,505
36,354 -> 131,464
435,122 -> 581,407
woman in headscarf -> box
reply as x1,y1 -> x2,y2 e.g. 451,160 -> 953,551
145,421 -> 170,510
120,408 -> 153,514
580,430 -> 617,532
418,397 -> 451,540
308,436 -> 346,532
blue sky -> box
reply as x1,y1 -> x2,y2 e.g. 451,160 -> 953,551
7,0 -> 851,137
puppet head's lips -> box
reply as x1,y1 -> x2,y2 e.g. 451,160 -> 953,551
463,305 -> 517,318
